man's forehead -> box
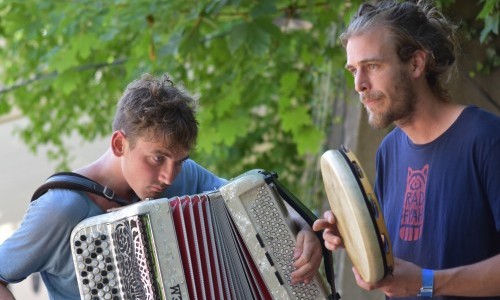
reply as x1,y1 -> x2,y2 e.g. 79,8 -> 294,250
137,136 -> 189,156
153,143 -> 189,157
345,28 -> 395,64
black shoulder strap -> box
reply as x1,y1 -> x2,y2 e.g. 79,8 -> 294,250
261,170 -> 341,300
31,172 -> 130,206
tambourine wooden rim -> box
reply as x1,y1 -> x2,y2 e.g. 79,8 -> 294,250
321,146 -> 394,283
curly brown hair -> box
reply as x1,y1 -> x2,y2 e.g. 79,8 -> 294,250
112,73 -> 198,151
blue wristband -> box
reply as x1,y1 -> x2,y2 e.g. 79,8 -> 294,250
417,269 -> 434,298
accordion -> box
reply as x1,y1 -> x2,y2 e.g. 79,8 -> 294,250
70,170 -> 335,300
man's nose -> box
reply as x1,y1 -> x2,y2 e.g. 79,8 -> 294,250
354,70 -> 370,93
159,163 -> 176,186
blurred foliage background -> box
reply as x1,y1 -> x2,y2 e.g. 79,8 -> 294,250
0,0 -> 498,211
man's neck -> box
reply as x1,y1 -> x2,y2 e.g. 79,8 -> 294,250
396,95 -> 465,145
74,149 -> 136,211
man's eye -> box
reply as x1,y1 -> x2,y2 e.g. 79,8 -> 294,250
368,64 -> 377,70
152,156 -> 164,164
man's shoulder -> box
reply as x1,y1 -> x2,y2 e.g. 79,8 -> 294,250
179,159 -> 225,182
164,159 -> 226,198
459,106 -> 500,141
462,105 -> 500,126
178,159 -> 213,179
32,188 -> 90,204
30,189 -> 98,221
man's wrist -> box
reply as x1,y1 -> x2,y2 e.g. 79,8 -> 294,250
417,268 -> 434,298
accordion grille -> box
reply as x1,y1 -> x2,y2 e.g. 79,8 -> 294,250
73,215 -> 161,300
250,185 -> 324,299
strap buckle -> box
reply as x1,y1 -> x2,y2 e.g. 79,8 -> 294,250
102,186 -> 115,200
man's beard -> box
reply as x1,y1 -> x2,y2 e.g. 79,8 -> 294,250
362,70 -> 416,129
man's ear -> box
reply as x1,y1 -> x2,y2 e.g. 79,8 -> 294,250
111,131 -> 127,157
410,50 -> 427,78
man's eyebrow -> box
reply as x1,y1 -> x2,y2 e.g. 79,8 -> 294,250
153,150 -> 190,161
345,57 -> 384,69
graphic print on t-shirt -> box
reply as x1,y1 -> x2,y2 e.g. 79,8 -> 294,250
399,164 -> 429,241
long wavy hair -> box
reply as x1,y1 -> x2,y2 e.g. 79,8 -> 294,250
340,0 -> 460,101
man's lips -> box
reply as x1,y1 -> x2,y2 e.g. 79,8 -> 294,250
361,92 -> 383,108
150,186 -> 167,193
362,98 -> 378,110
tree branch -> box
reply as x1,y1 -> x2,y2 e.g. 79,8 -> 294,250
0,59 -> 126,95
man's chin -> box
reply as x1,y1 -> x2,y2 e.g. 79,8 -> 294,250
368,114 -> 391,129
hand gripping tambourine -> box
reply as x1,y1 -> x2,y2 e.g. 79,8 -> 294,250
321,146 -> 394,284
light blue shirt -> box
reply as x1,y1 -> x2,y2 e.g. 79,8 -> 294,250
0,159 -> 225,300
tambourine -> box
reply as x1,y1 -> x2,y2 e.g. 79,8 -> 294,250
320,146 -> 393,284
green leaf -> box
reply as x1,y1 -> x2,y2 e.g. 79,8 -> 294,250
246,20 -> 272,55
250,1 -> 277,19
0,97 -> 12,115
217,116 -> 251,145
295,126 -> 323,155
279,72 -> 299,97
73,33 -> 98,60
216,84 -> 242,117
479,11 -> 499,43
477,0 -> 499,43
280,106 -> 312,133
477,0 -> 497,19
50,47 -> 79,73
197,125 -> 221,154
53,72 -> 78,96
179,25 -> 202,53
228,22 -> 248,54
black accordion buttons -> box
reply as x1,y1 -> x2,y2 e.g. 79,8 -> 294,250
74,232 -> 119,300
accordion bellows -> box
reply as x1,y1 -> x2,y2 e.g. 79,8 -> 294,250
71,170 -> 330,300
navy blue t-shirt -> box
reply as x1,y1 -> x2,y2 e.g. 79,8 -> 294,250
375,106 -> 500,300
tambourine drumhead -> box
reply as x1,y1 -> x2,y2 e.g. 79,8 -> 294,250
321,148 -> 393,284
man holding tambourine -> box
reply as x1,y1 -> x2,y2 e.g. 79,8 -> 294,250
313,1 -> 500,300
